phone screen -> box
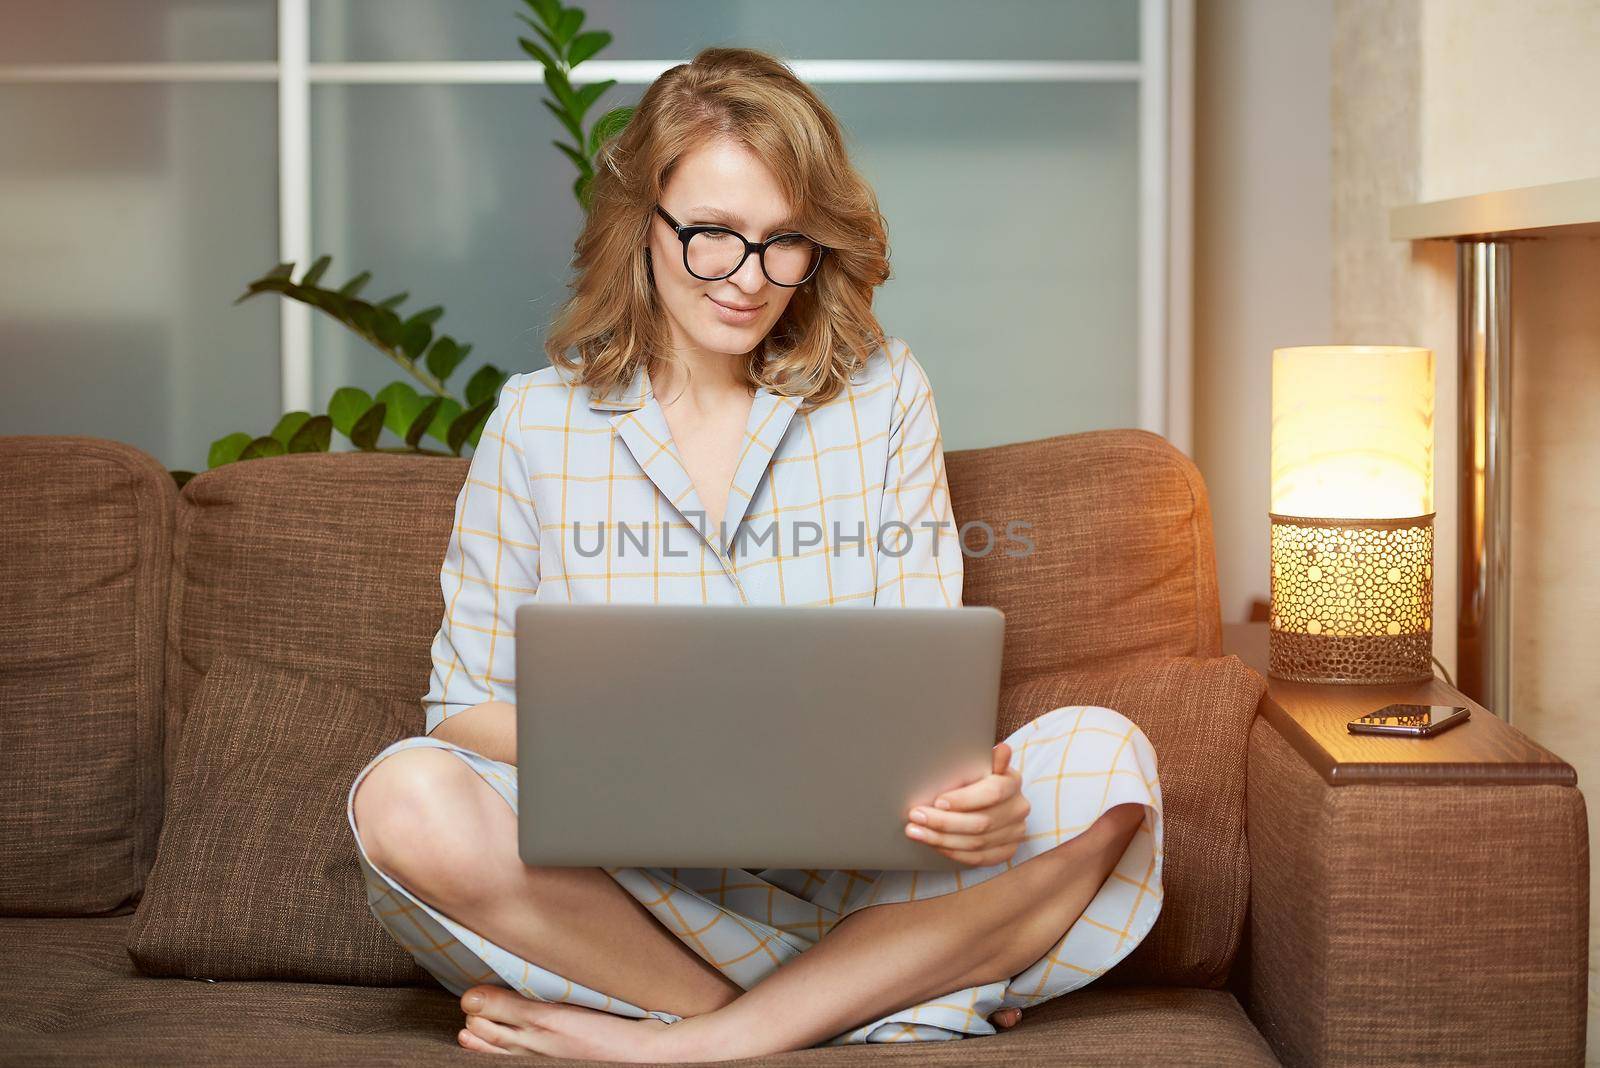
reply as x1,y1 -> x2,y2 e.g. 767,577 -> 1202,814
1349,703 -> 1470,734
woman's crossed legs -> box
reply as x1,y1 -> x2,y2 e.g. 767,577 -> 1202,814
351,740 -> 1144,1061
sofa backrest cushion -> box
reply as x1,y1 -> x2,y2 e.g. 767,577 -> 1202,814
0,436 -> 174,915
947,428 -> 1223,689
998,654 -> 1265,988
166,452 -> 465,781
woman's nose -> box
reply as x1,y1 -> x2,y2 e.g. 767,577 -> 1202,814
730,248 -> 768,292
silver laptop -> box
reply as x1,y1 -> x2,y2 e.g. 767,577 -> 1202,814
514,603 -> 1004,872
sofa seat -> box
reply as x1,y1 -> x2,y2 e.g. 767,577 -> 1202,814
0,917 -> 1279,1066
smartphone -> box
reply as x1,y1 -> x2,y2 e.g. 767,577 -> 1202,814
1347,702 -> 1470,737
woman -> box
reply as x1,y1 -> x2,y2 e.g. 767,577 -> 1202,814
348,46 -> 1163,1061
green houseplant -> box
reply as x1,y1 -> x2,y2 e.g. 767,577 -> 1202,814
174,0 -> 633,487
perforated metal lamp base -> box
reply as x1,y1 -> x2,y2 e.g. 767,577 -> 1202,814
1267,512 -> 1435,685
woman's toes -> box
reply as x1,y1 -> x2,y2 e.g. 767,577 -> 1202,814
466,1013 -> 526,1050
991,1007 -> 1023,1029
458,1025 -> 510,1054
461,984 -> 498,1015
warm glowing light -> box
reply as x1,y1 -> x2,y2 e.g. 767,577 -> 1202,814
1271,346 -> 1434,519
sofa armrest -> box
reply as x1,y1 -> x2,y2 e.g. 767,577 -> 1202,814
1241,680 -> 1588,1066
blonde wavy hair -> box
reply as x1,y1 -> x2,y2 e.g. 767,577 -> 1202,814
543,46 -> 892,410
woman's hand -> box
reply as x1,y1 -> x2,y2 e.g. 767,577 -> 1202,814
903,742 -> 1029,868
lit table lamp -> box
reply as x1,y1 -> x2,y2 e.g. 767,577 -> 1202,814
1269,345 -> 1435,684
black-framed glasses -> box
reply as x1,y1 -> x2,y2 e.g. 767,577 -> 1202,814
654,204 -> 826,287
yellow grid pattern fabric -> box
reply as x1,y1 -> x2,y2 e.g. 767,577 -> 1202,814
419,337 -> 961,735
348,336 -> 1165,1044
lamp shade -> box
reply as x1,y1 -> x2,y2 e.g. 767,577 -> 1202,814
1271,345 -> 1434,519
1268,346 -> 1436,684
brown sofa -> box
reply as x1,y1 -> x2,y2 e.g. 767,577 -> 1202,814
0,428 -> 1584,1066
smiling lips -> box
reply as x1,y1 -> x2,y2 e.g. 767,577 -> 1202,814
707,294 -> 765,324
709,295 -> 762,311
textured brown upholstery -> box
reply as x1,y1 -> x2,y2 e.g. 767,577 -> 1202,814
999,655 -> 1266,989
946,429 -> 1224,688
0,436 -> 174,916
0,916 -> 1280,1066
165,451 -> 466,785
0,429 -> 1587,1065
127,654 -> 431,986
1246,716 -> 1589,1066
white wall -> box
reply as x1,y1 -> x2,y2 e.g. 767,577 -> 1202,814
1195,0 -> 1333,622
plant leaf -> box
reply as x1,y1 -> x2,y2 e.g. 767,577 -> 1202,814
555,6 -> 583,44
527,0 -> 560,28
571,78 -> 613,124
574,171 -> 592,208
299,255 -> 332,287
406,396 -> 444,448
270,410 -> 312,446
551,139 -> 590,173
588,105 -> 632,154
449,398 -> 495,455
534,23 -> 565,60
350,403 -> 387,450
425,335 -> 469,382
375,381 -> 425,437
374,292 -> 409,311
543,65 -> 579,115
567,29 -> 610,66
541,99 -> 585,145
465,364 -> 505,408
266,262 -> 294,281
207,431 -> 254,469
327,387 -> 373,436
337,270 -> 372,297
348,302 -> 376,337
518,35 -> 557,69
400,318 -> 433,361
406,305 -> 445,327
238,435 -> 287,461
428,396 -> 464,443
287,414 -> 333,453
372,308 -> 403,347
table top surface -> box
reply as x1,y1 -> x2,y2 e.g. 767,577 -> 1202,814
1223,622 -> 1575,788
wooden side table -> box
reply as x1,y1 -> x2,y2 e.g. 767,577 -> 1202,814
1223,621 -> 1573,787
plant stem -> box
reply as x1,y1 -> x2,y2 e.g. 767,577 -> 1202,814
300,297 -> 460,403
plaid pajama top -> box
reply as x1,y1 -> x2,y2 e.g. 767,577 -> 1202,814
421,335 -> 962,734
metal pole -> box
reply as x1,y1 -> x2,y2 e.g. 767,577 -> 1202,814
1456,240 -> 1514,721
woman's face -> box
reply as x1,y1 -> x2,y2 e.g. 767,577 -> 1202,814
649,136 -> 804,359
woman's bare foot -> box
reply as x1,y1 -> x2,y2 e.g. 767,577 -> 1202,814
454,985 -> 1026,1059
457,986 -> 677,1061
990,1006 -> 1023,1029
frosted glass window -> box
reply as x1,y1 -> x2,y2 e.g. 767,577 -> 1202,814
0,84 -> 281,471
308,83 -> 613,418
311,0 -> 1138,63
309,80 -> 1136,449
0,1 -> 276,63
825,82 -> 1139,447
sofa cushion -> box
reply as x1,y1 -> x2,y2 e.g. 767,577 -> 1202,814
165,452 -> 464,786
998,654 -> 1265,989
127,653 -> 431,986
947,429 -> 1224,688
1,916 -> 1279,1065
0,436 -> 174,916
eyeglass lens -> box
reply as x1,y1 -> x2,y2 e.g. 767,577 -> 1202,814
686,230 -> 822,285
